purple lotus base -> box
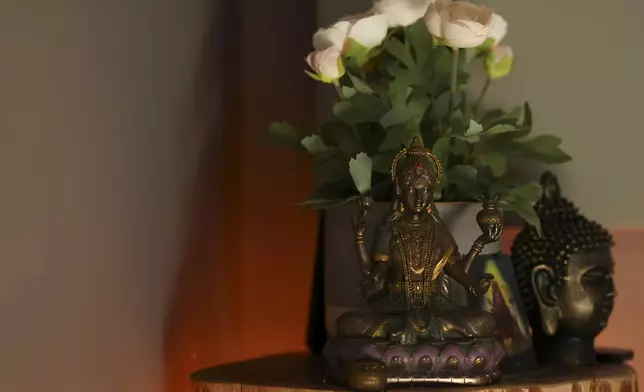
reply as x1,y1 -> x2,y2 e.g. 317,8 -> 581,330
323,338 -> 505,388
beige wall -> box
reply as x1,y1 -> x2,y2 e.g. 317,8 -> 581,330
0,0 -> 210,391
318,0 -> 644,226
483,0 -> 644,226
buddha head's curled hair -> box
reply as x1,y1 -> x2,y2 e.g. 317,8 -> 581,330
511,172 -> 614,329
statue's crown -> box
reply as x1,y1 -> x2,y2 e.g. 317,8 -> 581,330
391,137 -> 443,183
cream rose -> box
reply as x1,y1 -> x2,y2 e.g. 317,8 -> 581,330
346,13 -> 389,49
485,45 -> 513,79
313,21 -> 351,51
373,0 -> 435,27
312,14 -> 389,52
488,13 -> 508,44
425,0 -> 493,48
306,47 -> 345,83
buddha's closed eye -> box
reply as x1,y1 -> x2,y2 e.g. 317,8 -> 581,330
582,267 -> 611,283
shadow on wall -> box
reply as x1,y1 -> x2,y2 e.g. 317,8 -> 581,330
163,0 -> 318,391
163,1 -> 243,390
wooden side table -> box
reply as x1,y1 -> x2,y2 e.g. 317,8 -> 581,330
191,353 -> 637,392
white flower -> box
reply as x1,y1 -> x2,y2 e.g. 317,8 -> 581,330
373,0 -> 435,27
485,45 -> 514,79
313,21 -> 351,51
312,14 -> 389,52
346,13 -> 389,49
488,13 -> 508,44
425,0 -> 493,49
306,46 -> 345,83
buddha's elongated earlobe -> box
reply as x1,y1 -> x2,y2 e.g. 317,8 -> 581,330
532,265 -> 559,335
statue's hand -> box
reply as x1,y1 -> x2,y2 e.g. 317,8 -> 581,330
470,273 -> 494,296
479,221 -> 503,244
360,273 -> 384,298
353,196 -> 373,237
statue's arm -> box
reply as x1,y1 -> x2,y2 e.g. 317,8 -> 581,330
361,221 -> 390,301
443,233 -> 491,296
355,237 -> 371,277
370,222 -> 391,277
353,197 -> 375,277
445,244 -> 493,296
444,251 -> 479,292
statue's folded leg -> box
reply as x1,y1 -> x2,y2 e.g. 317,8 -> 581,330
435,307 -> 497,338
337,311 -> 405,340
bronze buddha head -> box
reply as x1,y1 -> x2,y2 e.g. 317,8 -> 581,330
511,172 -> 615,365
391,138 -> 443,215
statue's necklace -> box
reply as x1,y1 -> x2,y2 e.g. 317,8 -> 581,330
394,218 -> 437,307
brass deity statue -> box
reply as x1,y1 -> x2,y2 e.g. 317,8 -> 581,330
323,138 -> 506,390
512,172 -> 616,366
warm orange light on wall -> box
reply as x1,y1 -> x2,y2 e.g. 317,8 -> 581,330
163,1 -> 317,391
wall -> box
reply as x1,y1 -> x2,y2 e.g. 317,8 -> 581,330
163,1 -> 318,391
483,0 -> 644,226
0,0 -> 210,391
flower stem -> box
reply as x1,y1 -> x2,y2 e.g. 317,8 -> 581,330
333,81 -> 363,149
334,81 -> 344,99
474,76 -> 492,118
448,47 -> 459,132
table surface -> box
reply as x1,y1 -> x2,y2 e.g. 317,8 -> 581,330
191,353 -> 637,392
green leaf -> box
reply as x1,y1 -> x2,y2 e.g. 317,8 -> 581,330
389,75 -> 413,107
488,178 -> 513,196
450,138 -> 471,156
434,172 -> 448,200
380,125 -> 417,151
480,106 -> 522,128
497,106 -> 522,125
385,38 -> 416,70
319,121 -> 358,156
522,102 -> 533,128
344,38 -> 371,66
464,120 -> 483,140
267,122 -> 304,150
333,94 -> 388,125
506,182 -> 542,204
433,48 -> 452,77
432,137 -> 450,169
500,197 -> 542,235
301,134 -> 328,154
341,86 -> 357,98
488,135 -> 572,164
460,91 -> 474,120
313,153 -> 351,186
380,106 -> 414,128
485,124 -> 515,134
406,90 -> 431,123
462,48 -> 477,64
479,152 -> 507,177
517,135 -> 572,163
431,90 -> 451,123
480,108 -> 505,128
348,73 -> 373,94
349,153 -> 373,195
404,20 -> 434,68
372,150 -> 397,175
448,165 -> 478,184
297,196 -> 360,210
304,70 -> 322,82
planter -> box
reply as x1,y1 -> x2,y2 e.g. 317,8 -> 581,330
323,201 -> 502,337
